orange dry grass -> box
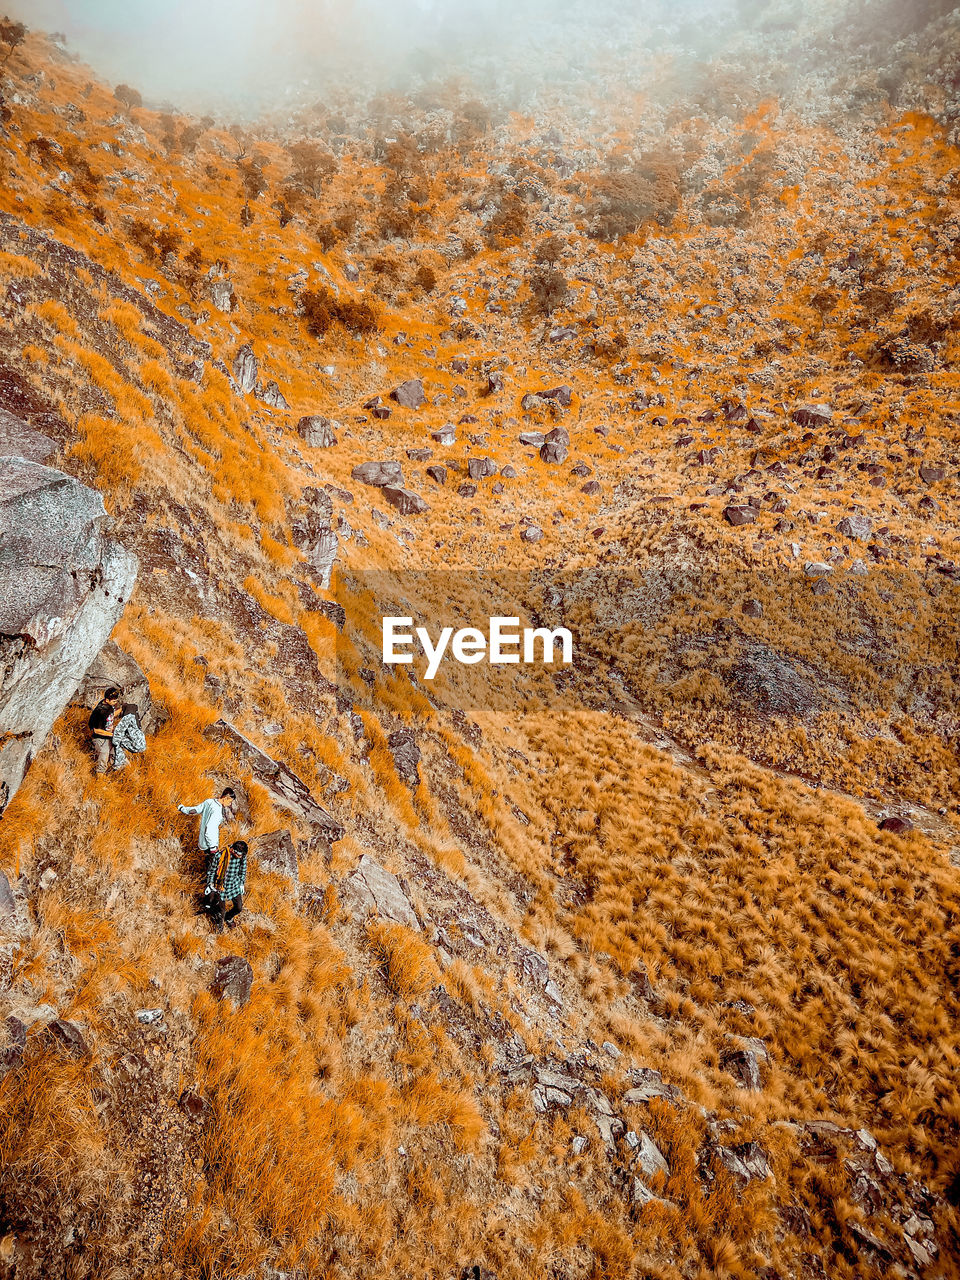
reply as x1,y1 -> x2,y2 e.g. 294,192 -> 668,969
364,919 -> 439,999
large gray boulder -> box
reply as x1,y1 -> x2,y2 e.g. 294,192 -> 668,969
0,457 -> 138,815
296,415 -> 337,448
232,343 -> 258,394
342,853 -> 420,930
290,486 -> 338,589
73,638 -> 158,730
352,460 -> 404,488
0,410 -> 56,465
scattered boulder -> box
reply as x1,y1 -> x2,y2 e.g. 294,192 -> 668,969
879,814 -> 914,834
523,385 -> 572,410
540,441 -> 568,464
0,458 -> 138,815
791,404 -> 832,428
723,505 -> 756,526
388,728 -> 421,787
342,853 -> 421,931
519,431 -> 545,447
432,425 -> 457,445
837,515 -> 872,541
232,343 -> 258,394
43,1019 -> 89,1058
714,1141 -> 772,1182
296,415 -> 337,448
203,720 -> 343,843
521,526 -> 543,543
211,955 -> 254,1008
628,1130 -> 670,1179
390,378 -> 425,410
501,465 -> 517,479
208,279 -> 235,312
622,1068 -> 681,1105
258,379 -> 289,410
458,483 -> 477,499
468,457 -> 497,480
383,486 -> 429,516
407,448 -> 433,463
255,829 -> 299,882
426,466 -> 447,485
803,561 -> 833,578
363,395 -> 391,420
721,1047 -> 763,1091
352,460 -> 404,488
581,481 -> 601,495
919,464 -> 945,485
741,599 -> 763,618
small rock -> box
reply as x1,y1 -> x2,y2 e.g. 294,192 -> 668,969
426,465 -> 447,485
721,1047 -> 763,1090
919,463 -> 945,484
390,378 -> 425,409
382,486 -> 429,515
135,1008 -> 164,1024
803,561 -> 833,577
581,481 -> 601,495
837,515 -> 872,541
296,415 -> 337,448
879,814 -> 914,833
351,460 -> 404,488
468,457 -> 497,480
211,956 -> 254,1008
724,505 -> 757,526
741,599 -> 763,618
521,526 -> 543,543
540,441 -> 568,465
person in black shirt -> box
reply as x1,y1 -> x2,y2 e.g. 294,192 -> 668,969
89,686 -> 122,774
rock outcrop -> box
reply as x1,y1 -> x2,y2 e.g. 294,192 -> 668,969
73,638 -> 158,731
0,437 -> 138,814
203,719 -> 344,844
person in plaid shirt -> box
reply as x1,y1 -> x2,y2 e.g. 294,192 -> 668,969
204,840 -> 248,931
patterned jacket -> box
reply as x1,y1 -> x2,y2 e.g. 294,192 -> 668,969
205,848 -> 246,901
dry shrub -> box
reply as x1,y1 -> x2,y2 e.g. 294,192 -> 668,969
364,920 -> 439,999
527,264 -> 569,315
301,287 -> 380,338
483,189 -> 527,247
128,219 -> 182,262
588,160 -> 682,239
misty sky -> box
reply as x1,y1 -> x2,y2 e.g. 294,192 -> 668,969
9,0 -> 735,111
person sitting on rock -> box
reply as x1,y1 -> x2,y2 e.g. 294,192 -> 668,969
204,840 -> 248,931
112,703 -> 147,772
88,686 -> 122,775
178,788 -> 235,855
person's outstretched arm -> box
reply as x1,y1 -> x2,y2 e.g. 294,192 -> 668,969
178,802 -> 203,814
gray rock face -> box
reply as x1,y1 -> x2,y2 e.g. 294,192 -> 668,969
540,441 -> 568,465
342,853 -> 420,930
74,638 -> 157,730
352,460 -> 404,488
629,1130 -> 670,1179
0,458 -> 138,814
211,955 -> 253,1008
791,404 -> 832,427
290,486 -> 338,589
203,720 -> 344,843
255,829 -> 299,882
232,342 -> 258,394
388,728 -> 421,786
721,1047 -> 763,1090
837,514 -> 873,541
258,379 -> 289,410
209,279 -> 235,312
714,1140 -> 772,1181
0,410 -> 56,464
297,415 -> 337,448
382,486 -> 429,515
519,431 -> 545,447
390,378 -> 425,409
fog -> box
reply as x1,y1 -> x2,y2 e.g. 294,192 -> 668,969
9,0 -> 741,113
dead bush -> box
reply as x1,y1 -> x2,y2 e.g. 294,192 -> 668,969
527,264 -> 569,315
588,161 -> 681,239
301,288 -> 380,338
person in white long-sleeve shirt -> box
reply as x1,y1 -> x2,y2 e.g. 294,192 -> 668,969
178,788 -> 236,852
